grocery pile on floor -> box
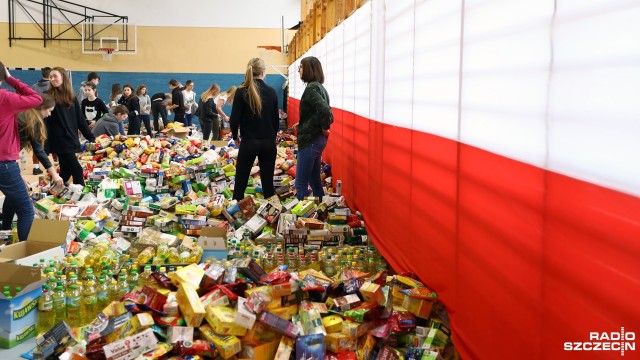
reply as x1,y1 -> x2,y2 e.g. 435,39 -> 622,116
0,132 -> 458,360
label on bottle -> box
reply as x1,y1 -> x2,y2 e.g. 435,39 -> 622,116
97,291 -> 108,301
38,300 -> 53,312
67,295 -> 81,307
324,265 -> 336,276
84,294 -> 97,305
53,297 -> 66,309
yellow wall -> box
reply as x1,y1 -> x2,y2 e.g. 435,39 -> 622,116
0,23 -> 290,74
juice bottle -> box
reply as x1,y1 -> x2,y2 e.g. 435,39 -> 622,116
82,280 -> 97,326
66,284 -> 82,328
36,285 -> 54,335
52,285 -> 66,325
96,278 -> 110,312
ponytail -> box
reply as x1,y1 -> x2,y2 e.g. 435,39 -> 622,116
240,58 -> 266,116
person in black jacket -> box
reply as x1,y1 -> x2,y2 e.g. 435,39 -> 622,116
3,94 -> 64,231
118,84 -> 141,135
168,79 -> 185,124
197,84 -> 220,141
45,67 -> 95,186
151,92 -> 171,132
230,58 -> 279,200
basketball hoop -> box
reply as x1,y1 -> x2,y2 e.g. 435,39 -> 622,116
99,47 -> 115,61
257,45 -> 288,80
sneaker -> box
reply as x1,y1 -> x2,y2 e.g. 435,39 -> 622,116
32,167 -> 43,175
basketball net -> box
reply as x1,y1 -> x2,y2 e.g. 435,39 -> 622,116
99,48 -> 115,62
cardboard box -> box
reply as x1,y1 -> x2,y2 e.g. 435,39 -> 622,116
198,227 -> 228,261
295,333 -> 325,360
199,324 -> 241,359
166,326 -> 193,344
205,306 -> 248,336
240,339 -> 280,360
103,328 -> 158,360
0,219 -> 69,265
235,297 -> 257,329
0,263 -> 44,348
176,283 -> 206,327
168,126 -> 190,139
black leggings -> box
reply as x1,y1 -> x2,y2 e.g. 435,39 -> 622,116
233,137 -> 276,200
152,101 -> 169,130
139,114 -> 153,135
58,152 -> 84,186
127,115 -> 141,135
201,116 -> 221,141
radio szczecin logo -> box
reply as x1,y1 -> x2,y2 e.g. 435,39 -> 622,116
564,327 -> 635,356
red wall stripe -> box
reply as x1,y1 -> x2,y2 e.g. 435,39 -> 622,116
289,98 -> 640,359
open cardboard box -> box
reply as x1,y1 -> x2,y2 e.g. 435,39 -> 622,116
0,262 -> 45,348
168,126 -> 190,139
198,226 -> 227,261
0,219 -> 70,266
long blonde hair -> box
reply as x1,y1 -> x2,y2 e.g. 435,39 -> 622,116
201,84 -> 220,101
21,94 -> 54,151
46,67 -> 74,107
239,58 -> 266,116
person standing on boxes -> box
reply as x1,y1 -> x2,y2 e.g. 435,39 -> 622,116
45,67 -> 96,186
230,58 -> 279,201
0,61 -> 42,241
3,94 -> 65,235
295,56 -> 332,200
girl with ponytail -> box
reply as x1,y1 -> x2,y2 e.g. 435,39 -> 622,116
230,58 -> 280,200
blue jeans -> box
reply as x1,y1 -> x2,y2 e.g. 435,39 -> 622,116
118,121 -> 125,135
184,113 -> 193,127
0,161 -> 34,241
295,135 -> 327,200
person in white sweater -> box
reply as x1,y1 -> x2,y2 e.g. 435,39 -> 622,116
136,84 -> 153,135
182,80 -> 197,128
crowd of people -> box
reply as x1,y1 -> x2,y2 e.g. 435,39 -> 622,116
0,56 -> 332,242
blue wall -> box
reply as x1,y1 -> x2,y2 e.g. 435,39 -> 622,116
4,70 -> 288,115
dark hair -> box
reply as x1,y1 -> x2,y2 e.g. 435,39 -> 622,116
111,105 -> 128,115
84,82 -> 97,91
136,84 -> 147,95
185,80 -> 193,86
123,84 -> 135,97
87,72 -> 100,81
0,61 -> 6,82
110,83 -> 122,101
37,93 -> 56,110
169,79 -> 179,87
46,67 -> 74,106
299,56 -> 325,84
41,67 -> 51,78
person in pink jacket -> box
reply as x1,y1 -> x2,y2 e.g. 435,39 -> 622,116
0,61 -> 42,241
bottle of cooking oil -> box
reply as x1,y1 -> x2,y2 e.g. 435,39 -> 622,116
240,230 -> 255,254
308,251 -> 322,271
108,279 -> 119,302
66,274 -> 78,292
323,254 -> 336,277
96,278 -> 110,312
139,265 -> 153,288
167,247 -> 180,264
190,245 -> 203,263
375,255 -> 388,272
252,250 -> 262,268
65,284 -> 82,328
262,252 -> 275,273
36,285 -> 54,335
82,280 -> 97,326
52,285 -> 66,325
287,248 -> 299,272
127,269 -> 139,292
137,246 -> 155,265
117,274 -> 129,297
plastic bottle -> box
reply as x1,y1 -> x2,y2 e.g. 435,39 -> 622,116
66,284 -> 82,328
139,265 -> 153,288
117,274 -> 129,297
82,280 -> 98,326
137,247 -> 155,265
108,279 -> 119,302
52,285 -> 66,325
190,245 -> 203,264
96,278 -> 110,312
36,285 -> 55,335
167,247 -> 180,264
308,251 -> 321,271
287,248 -> 299,272
323,255 -> 336,277
240,230 -> 255,254
127,269 -> 139,292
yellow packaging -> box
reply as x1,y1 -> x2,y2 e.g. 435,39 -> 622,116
124,312 -> 155,337
205,305 -> 248,336
359,281 -> 386,305
199,324 -> 241,359
326,333 -> 357,353
102,301 -> 127,317
176,283 -> 206,327
321,314 -> 343,333
240,339 -> 280,360
270,304 -> 298,321
241,322 -> 281,346
169,263 -> 205,289
342,320 -> 377,339
357,333 -> 376,360
402,296 -> 434,319
245,285 -> 281,310
272,282 -> 292,297
274,336 -> 295,360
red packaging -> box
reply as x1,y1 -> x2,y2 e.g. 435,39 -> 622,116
173,340 -> 217,357
326,350 -> 358,360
